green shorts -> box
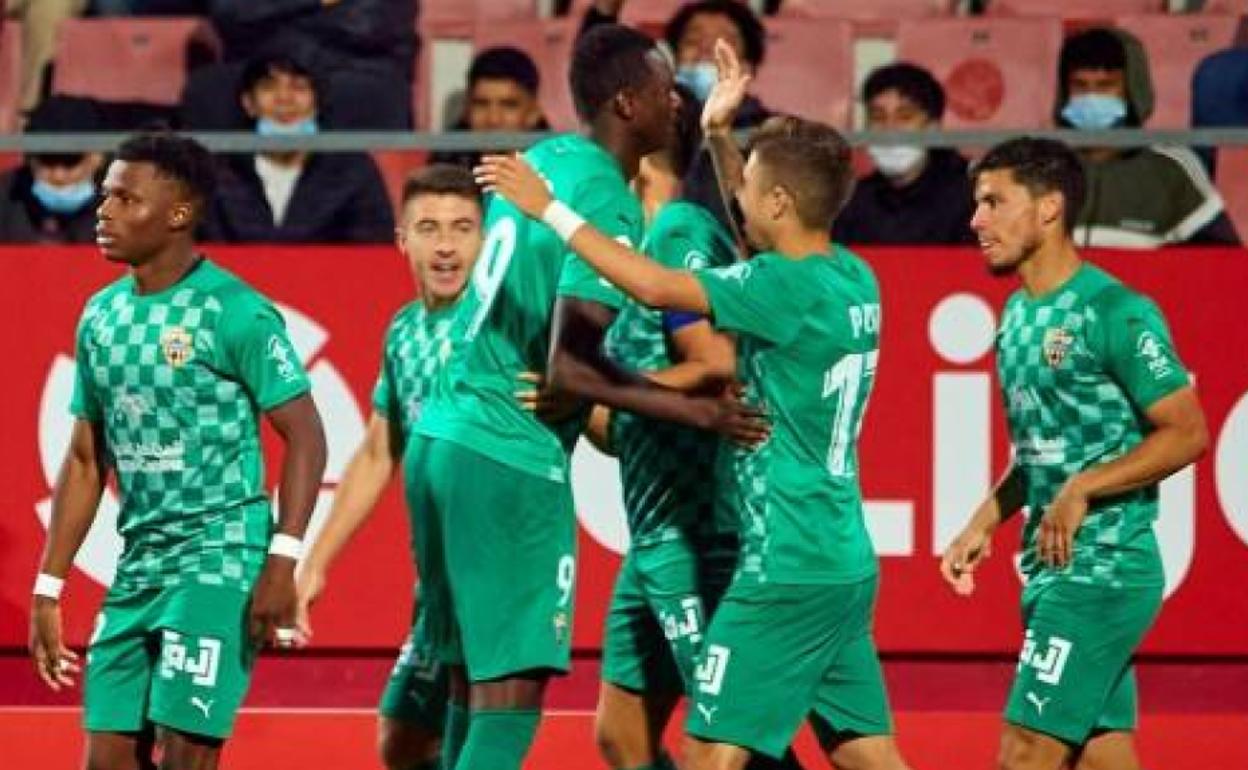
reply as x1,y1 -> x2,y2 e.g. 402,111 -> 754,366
84,580 -> 255,739
406,436 -> 577,682
686,576 -> 892,759
378,595 -> 449,731
1005,580 -> 1162,745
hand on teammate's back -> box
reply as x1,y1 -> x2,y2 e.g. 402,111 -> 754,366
700,383 -> 769,447
475,155 -> 552,219
701,38 -> 751,137
516,371 -> 585,424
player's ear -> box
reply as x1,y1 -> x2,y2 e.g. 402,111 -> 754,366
170,201 -> 194,231
612,90 -> 637,122
1037,191 -> 1062,229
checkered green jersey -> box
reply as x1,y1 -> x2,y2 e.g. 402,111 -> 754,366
604,201 -> 737,546
417,134 -> 645,481
70,259 -> 311,591
695,247 -> 881,585
997,263 -> 1189,591
371,299 -> 458,446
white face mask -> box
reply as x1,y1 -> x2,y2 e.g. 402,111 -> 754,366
867,144 -> 927,180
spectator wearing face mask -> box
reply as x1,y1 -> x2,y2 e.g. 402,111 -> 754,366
1056,27 -> 1237,248
201,53 -> 394,243
0,96 -> 104,244
833,63 -> 974,246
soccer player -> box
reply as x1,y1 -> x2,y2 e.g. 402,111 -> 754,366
411,24 -> 759,770
295,164 -> 484,770
940,138 -> 1208,770
476,42 -> 910,770
28,132 -> 328,769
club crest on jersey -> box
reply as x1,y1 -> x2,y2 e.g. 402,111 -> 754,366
160,327 -> 194,368
1042,327 -> 1074,368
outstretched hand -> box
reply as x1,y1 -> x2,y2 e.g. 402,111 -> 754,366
475,154 -> 553,219
701,38 -> 752,136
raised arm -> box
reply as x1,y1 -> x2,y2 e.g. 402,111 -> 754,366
29,419 -> 110,691
702,38 -> 751,249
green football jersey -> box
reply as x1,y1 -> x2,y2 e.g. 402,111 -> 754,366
695,247 -> 882,585
996,263 -> 1189,591
371,299 -> 458,446
605,201 -> 738,546
417,134 -> 645,481
70,258 -> 311,590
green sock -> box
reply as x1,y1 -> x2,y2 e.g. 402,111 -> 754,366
440,702 -> 470,770
628,752 -> 678,770
454,708 -> 540,770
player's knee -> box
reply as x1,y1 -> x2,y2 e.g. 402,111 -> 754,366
85,752 -> 133,770
158,730 -> 221,770
997,732 -> 1045,770
594,711 -> 641,768
377,720 -> 439,770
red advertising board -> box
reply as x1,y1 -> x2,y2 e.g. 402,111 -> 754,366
2,245 -> 1246,655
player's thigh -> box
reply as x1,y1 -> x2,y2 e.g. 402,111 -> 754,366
1005,581 -> 1161,747
402,436 -> 459,665
148,583 -> 255,740
685,580 -> 866,760
998,722 -> 1070,770
635,537 -> 711,694
85,728 -> 156,770
432,440 -> 577,682
810,632 -> 896,758
378,605 -> 449,736
84,586 -> 162,736
1073,730 -> 1141,770
377,716 -> 441,770
595,680 -> 679,768
157,727 -> 223,770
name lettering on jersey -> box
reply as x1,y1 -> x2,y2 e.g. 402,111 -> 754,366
1042,327 -> 1075,368
1135,330 -> 1174,381
160,326 -> 194,368
1018,629 -> 1072,685
849,303 -> 882,339
266,335 -> 300,382
113,440 -> 186,473
1016,434 -> 1065,466
159,630 -> 221,687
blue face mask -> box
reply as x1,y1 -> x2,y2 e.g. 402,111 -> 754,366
675,62 -> 718,103
1061,94 -> 1128,130
256,116 -> 319,136
31,178 -> 96,214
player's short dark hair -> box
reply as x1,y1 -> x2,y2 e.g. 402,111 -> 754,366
669,82 -> 704,178
468,46 -> 541,96
237,52 -> 321,102
1060,27 -> 1127,81
570,24 -> 661,123
862,62 -> 945,120
401,163 -> 483,211
115,132 -> 217,210
748,116 -> 854,231
972,137 -> 1086,233
665,0 -> 766,68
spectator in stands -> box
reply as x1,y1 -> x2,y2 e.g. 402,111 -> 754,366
4,0 -> 88,119
429,46 -> 550,170
580,0 -> 772,229
0,96 -> 103,243
1191,46 -> 1248,175
202,54 -> 393,243
834,63 -> 974,245
182,0 -> 417,130
1055,27 -> 1237,247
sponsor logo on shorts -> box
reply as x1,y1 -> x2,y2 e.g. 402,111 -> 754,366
553,611 -> 570,644
695,644 -> 731,696
190,696 -> 214,719
1018,629 -> 1073,686
695,702 -> 718,724
1026,691 -> 1051,716
159,631 -> 221,688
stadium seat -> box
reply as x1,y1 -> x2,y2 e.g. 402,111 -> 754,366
1114,14 -> 1239,128
986,0 -> 1165,17
1215,147 -> 1248,241
423,0 -> 538,36
0,22 -> 20,133
752,17 -> 855,129
896,17 -> 1062,130
471,19 -> 580,131
51,18 -> 220,106
779,0 -> 956,21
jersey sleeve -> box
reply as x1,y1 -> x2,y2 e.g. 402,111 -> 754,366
69,317 -> 102,422
220,298 -> 312,412
1093,290 -> 1191,411
556,174 -> 644,310
694,256 -> 803,346
371,338 -> 397,420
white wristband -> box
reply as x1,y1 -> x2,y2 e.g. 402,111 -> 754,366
268,533 -> 303,561
541,200 -> 586,243
33,573 -> 64,600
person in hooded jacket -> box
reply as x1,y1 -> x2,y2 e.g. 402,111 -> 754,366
1056,27 -> 1238,248
833,63 -> 975,246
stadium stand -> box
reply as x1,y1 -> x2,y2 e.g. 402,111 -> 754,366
0,22 -> 21,135
752,16 -> 855,128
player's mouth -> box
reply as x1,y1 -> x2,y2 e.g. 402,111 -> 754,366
96,229 -> 119,250
428,261 -> 463,284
